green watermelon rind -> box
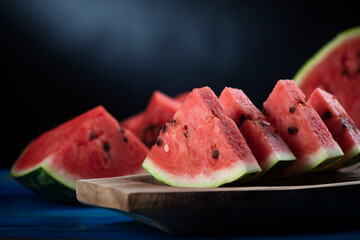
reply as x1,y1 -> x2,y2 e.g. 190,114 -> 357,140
305,147 -> 343,173
281,146 -> 343,176
11,158 -> 77,202
294,26 -> 360,85
142,156 -> 260,188
325,144 -> 360,170
260,152 -> 296,176
341,145 -> 360,168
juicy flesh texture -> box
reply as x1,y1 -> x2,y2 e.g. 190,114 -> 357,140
142,91 -> 182,147
263,80 -> 343,175
121,91 -> 188,142
219,87 -> 295,169
219,87 -> 263,121
147,87 -> 260,178
308,88 -> 360,162
121,112 -> 145,139
298,35 -> 360,127
240,121 -> 292,163
13,106 -> 149,181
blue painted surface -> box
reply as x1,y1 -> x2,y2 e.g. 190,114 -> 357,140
1,169 -> 360,240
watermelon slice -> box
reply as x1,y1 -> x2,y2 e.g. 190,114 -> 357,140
294,27 -> 360,127
142,87 -> 261,187
308,88 -> 360,169
11,106 -> 149,202
120,91 -> 188,141
219,87 -> 296,175
263,80 -> 343,177
141,91 -> 182,147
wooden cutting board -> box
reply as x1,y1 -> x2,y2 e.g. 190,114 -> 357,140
76,164 -> 360,234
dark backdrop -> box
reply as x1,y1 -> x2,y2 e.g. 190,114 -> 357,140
2,0 -> 359,168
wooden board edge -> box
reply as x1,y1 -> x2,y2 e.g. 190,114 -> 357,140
76,178 -> 132,211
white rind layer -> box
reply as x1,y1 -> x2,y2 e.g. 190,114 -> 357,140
11,155 -> 77,190
344,144 -> 360,163
261,152 -> 296,173
284,146 -> 343,176
142,156 -> 260,188
329,144 -> 360,169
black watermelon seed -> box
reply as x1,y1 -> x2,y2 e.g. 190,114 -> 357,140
342,118 -> 349,128
103,142 -> 110,152
122,137 -> 128,143
89,131 -> 96,141
170,119 -> 177,124
262,108 -> 266,115
288,127 -> 298,134
342,69 -> 349,76
162,125 -> 167,134
120,128 -> 124,134
239,114 -> 246,125
212,149 -> 219,159
324,111 -> 332,119
156,138 -> 163,146
184,125 -> 188,138
271,132 -> 277,138
289,107 -> 295,113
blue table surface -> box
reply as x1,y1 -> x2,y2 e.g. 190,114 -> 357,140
1,169 -> 360,240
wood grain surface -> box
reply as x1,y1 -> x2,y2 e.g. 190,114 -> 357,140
76,164 -> 360,234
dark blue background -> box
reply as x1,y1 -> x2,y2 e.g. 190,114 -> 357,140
2,0 -> 360,167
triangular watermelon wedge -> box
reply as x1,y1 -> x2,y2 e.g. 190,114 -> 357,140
295,27 -> 360,128
219,87 -> 296,176
142,87 -> 261,187
263,80 -> 344,177
11,106 -> 149,202
308,88 -> 360,169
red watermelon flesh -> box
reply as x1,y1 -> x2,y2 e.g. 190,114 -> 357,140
142,87 -> 261,187
141,91 -> 182,147
308,88 -> 360,169
11,106 -> 148,201
120,91 -> 187,144
263,80 -> 343,177
219,87 -> 295,175
120,111 -> 145,139
295,27 -> 360,127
